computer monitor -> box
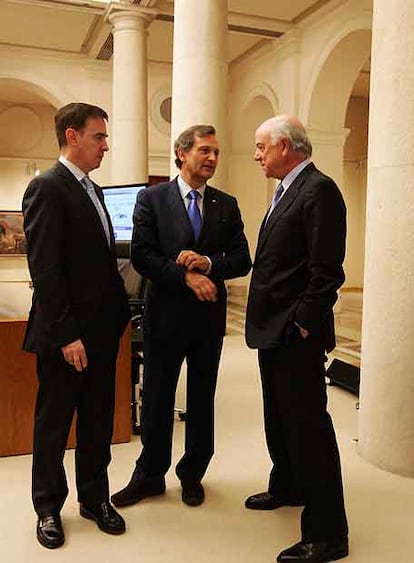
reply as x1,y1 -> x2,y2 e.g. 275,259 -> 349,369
102,183 -> 147,257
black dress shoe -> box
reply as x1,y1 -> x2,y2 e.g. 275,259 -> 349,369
181,481 -> 205,506
80,502 -> 126,535
36,514 -> 64,549
111,477 -> 166,507
245,491 -> 303,510
276,539 -> 349,562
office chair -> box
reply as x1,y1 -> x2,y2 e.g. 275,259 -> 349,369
121,265 -> 186,435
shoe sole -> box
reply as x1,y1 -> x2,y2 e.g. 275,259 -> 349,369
36,531 -> 64,549
277,546 -> 349,562
327,546 -> 349,561
245,502 -> 302,510
111,489 -> 165,508
182,496 -> 204,507
80,508 -> 126,535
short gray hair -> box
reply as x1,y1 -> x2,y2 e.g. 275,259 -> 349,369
267,116 -> 312,157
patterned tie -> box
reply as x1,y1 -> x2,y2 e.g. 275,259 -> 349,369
81,176 -> 111,245
265,182 -> 284,224
187,189 -> 202,240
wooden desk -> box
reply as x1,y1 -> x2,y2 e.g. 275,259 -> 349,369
0,320 -> 131,456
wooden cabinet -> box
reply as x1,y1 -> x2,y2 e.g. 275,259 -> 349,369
0,320 -> 131,456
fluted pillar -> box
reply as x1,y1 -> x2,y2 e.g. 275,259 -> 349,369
170,0 -> 228,189
108,4 -> 157,184
358,0 -> 414,476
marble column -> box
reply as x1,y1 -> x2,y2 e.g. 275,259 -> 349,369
358,0 -> 414,476
108,5 -> 157,184
307,127 -> 349,188
170,0 -> 228,189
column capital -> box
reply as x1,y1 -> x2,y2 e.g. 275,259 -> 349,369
307,127 -> 350,148
106,1 -> 158,31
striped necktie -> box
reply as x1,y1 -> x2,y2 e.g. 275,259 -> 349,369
265,182 -> 284,224
81,176 -> 111,245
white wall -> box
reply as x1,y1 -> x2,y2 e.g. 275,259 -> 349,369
227,0 -> 372,289
0,0 -> 372,306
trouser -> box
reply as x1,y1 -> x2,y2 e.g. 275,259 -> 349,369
258,334 -> 348,542
32,342 -> 119,517
134,335 -> 223,484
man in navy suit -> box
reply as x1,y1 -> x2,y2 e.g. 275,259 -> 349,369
23,103 -> 130,548
245,116 -> 349,563
112,125 -> 251,508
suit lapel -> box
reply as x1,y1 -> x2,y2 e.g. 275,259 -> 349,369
198,185 -> 220,244
256,163 -> 315,256
167,179 -> 194,245
54,162 -> 112,251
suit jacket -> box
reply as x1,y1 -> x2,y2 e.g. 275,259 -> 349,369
246,162 -> 346,352
131,178 -> 251,340
22,161 -> 130,354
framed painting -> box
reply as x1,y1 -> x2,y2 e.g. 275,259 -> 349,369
0,211 -> 27,256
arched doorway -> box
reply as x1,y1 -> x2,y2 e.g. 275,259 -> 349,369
0,78 -> 61,209
230,91 -> 277,253
304,28 -> 372,291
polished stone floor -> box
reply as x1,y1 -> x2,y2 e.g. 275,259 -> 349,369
4,288 -> 414,563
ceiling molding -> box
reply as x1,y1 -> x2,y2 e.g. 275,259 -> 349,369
228,12 -> 290,35
293,0 -> 335,24
4,0 -> 107,15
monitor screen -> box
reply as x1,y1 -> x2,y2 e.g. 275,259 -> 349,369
102,183 -> 146,242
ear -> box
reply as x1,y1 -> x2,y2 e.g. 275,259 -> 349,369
280,137 -> 290,155
65,127 -> 79,146
177,147 -> 186,166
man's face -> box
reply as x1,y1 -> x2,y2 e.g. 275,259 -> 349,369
69,116 -> 109,173
179,134 -> 219,186
254,127 -> 289,180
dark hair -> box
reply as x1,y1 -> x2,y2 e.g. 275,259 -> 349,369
174,124 -> 216,169
55,102 -> 108,148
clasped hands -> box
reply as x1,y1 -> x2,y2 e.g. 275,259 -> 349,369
176,250 -> 217,302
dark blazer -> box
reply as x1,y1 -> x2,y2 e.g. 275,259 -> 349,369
131,178 -> 251,340
22,161 -> 130,354
246,162 -> 346,352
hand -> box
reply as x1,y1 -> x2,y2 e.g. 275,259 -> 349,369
184,271 -> 218,302
61,339 -> 88,372
295,322 -> 309,339
176,250 -> 210,273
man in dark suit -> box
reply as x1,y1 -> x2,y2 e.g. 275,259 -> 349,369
112,124 -> 251,508
22,103 -> 131,549
245,116 -> 349,563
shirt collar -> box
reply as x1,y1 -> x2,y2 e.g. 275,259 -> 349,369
59,155 -> 87,183
281,158 -> 311,191
177,175 -> 206,200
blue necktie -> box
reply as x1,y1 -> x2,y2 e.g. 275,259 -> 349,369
81,176 -> 111,245
265,182 -> 284,224
187,189 -> 202,240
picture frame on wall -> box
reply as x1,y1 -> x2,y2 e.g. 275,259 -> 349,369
0,211 -> 27,256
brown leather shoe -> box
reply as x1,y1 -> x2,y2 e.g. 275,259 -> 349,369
276,539 -> 349,562
245,491 -> 303,510
80,502 -> 126,535
36,514 -> 64,549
